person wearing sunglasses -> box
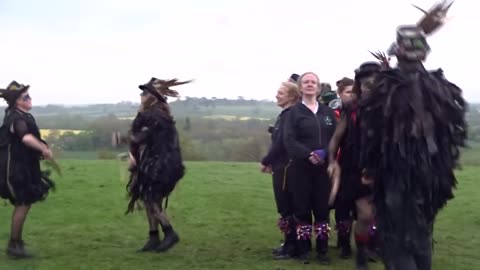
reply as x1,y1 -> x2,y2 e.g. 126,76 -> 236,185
0,81 -> 55,259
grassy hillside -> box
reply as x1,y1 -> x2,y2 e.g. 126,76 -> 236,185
0,160 -> 478,270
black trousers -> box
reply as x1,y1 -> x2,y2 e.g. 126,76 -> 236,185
383,234 -> 432,270
335,171 -> 373,221
272,162 -> 294,217
290,160 -> 331,224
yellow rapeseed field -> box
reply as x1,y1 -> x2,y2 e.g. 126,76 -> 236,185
40,129 -> 85,138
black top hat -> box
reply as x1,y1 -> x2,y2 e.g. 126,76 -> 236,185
0,81 -> 30,106
354,62 -> 381,81
289,73 -> 300,83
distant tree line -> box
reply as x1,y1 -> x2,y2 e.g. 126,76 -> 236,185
1,97 -> 479,161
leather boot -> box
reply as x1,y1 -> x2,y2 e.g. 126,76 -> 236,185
156,226 -> 180,252
314,222 -> 331,265
293,224 -> 312,264
273,218 -> 296,260
137,230 -> 161,252
272,216 -> 288,256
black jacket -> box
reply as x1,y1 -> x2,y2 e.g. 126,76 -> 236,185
261,107 -> 291,168
283,102 -> 336,161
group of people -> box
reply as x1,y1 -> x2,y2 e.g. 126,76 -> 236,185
0,77 -> 189,258
260,68 -> 380,268
260,6 -> 467,270
0,2 -> 468,270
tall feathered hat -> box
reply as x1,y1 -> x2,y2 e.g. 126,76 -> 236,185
139,77 -> 192,102
385,0 -> 454,62
0,81 -> 30,106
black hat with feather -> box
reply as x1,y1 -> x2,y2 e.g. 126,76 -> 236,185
0,81 -> 30,107
139,77 -> 192,103
354,62 -> 382,81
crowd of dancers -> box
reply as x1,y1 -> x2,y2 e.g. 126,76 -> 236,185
259,2 -> 467,269
261,67 -> 386,268
0,2 -> 468,270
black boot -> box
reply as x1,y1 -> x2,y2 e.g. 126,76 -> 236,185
337,220 -> 352,259
6,239 -> 32,259
271,243 -> 285,255
156,226 -> 180,252
273,221 -> 296,260
272,216 -> 288,256
355,234 -> 369,270
138,230 -> 161,252
292,224 -> 312,264
314,222 -> 331,265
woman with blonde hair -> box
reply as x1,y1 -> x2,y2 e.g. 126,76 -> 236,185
126,77 -> 190,253
261,80 -> 300,259
283,72 -> 337,264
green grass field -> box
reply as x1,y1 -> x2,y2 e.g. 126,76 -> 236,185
0,159 -> 479,270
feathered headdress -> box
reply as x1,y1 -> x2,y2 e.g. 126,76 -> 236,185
139,77 -> 193,102
371,1 -> 454,63
413,0 -> 454,35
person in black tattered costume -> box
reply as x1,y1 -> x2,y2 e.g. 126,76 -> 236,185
0,81 -> 56,259
328,62 -> 382,270
125,77 -> 190,253
359,2 -> 467,269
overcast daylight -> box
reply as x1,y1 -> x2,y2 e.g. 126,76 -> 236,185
0,1 -> 479,269
0,0 -> 478,105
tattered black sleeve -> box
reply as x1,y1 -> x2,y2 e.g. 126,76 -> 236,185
13,119 -> 29,139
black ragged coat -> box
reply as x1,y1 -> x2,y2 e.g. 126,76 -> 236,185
126,104 -> 185,213
358,64 -> 467,250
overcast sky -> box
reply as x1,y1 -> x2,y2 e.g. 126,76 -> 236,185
0,0 -> 478,105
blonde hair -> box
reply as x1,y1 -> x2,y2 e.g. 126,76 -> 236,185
281,81 -> 301,103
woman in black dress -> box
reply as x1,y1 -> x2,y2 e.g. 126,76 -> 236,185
0,81 -> 55,259
126,77 -> 189,253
